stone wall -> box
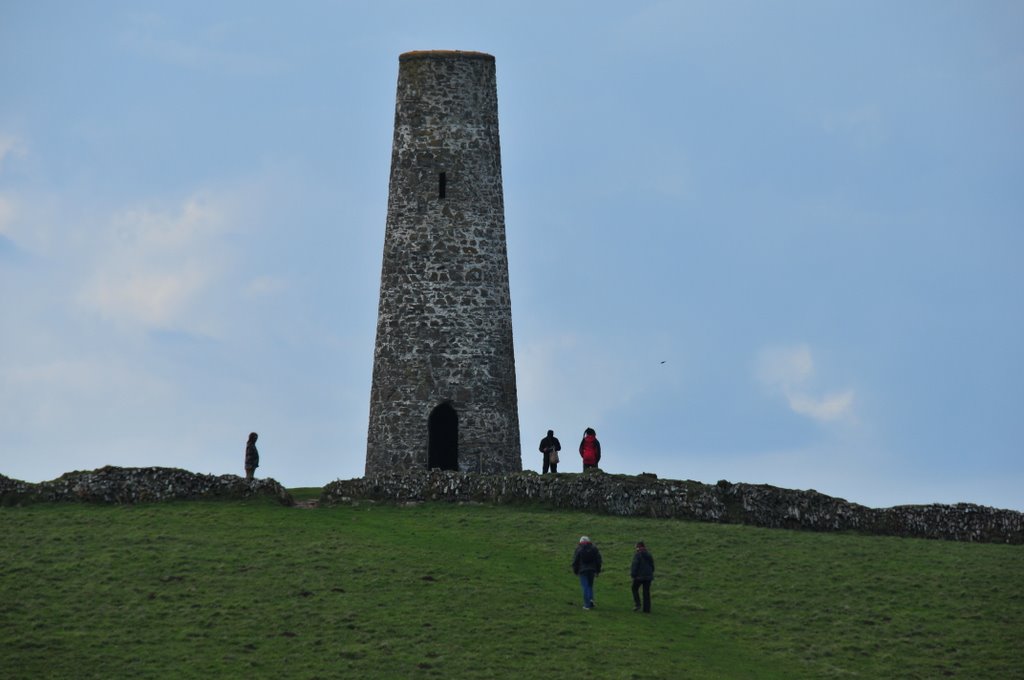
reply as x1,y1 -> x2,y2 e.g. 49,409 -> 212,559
6,466 -> 1018,544
320,470 -> 1024,544
0,467 -> 294,506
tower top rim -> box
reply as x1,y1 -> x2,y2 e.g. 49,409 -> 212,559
399,50 -> 494,62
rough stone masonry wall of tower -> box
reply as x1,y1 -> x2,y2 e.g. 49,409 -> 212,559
366,51 -> 521,475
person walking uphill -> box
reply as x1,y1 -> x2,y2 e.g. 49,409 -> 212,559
571,536 -> 602,610
539,429 -> 561,474
630,541 -> 655,613
244,432 -> 259,481
579,427 -> 601,470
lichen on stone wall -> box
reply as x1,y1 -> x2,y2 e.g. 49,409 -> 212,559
5,466 -> 1019,544
320,470 -> 1024,544
0,467 -> 294,506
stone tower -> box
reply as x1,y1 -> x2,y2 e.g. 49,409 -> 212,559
365,50 -> 521,475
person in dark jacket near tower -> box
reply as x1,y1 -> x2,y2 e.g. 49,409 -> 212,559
579,427 -> 601,470
539,429 -> 561,474
571,535 -> 602,610
630,541 -> 655,613
244,432 -> 259,481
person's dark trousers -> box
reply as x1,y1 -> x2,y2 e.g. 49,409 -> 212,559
543,456 -> 558,474
583,463 -> 598,470
632,579 -> 651,613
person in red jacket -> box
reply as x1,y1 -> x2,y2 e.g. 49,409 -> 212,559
579,427 -> 601,470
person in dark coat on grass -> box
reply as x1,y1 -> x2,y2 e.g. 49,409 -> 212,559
630,541 -> 655,613
244,432 -> 259,481
571,536 -> 603,610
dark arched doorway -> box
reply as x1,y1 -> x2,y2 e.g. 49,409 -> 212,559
427,402 -> 458,470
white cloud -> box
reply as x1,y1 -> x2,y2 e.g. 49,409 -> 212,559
756,344 -> 813,388
0,133 -> 25,170
787,390 -> 855,421
0,188 -> 64,254
112,195 -> 231,250
0,357 -> 172,432
756,344 -> 855,422
245,276 -> 290,297
77,193 -> 238,334
0,134 -> 26,240
0,195 -> 14,236
81,266 -> 210,329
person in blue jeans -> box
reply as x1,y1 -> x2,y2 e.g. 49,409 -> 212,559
571,536 -> 603,610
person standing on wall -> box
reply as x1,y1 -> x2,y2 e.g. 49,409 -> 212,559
539,429 -> 561,474
571,535 -> 603,610
630,541 -> 655,613
245,432 -> 259,481
579,427 -> 601,470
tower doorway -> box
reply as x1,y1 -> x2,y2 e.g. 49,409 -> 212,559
428,403 -> 458,470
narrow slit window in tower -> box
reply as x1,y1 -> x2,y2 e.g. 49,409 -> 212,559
438,172 -> 447,199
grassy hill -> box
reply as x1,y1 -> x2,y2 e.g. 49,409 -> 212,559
2,494 -> 1021,678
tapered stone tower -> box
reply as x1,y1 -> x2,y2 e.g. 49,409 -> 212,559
365,51 -> 521,475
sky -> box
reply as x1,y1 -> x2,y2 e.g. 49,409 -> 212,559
1,1 -> 1022,510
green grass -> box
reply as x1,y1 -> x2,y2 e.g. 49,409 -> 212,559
1,498 -> 1021,679
288,487 -> 323,503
